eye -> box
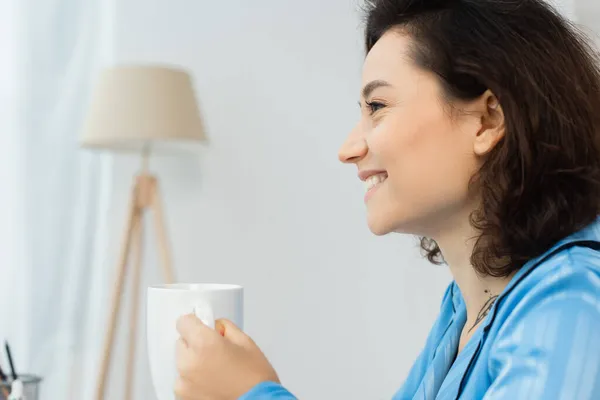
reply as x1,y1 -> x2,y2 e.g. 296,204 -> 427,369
366,100 -> 385,114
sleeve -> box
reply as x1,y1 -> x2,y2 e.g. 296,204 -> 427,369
483,272 -> 600,399
239,381 -> 298,400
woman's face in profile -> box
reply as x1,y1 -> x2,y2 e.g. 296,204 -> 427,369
339,30 -> 490,238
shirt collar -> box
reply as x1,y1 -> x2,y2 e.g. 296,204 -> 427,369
481,216 -> 600,331
448,216 -> 600,324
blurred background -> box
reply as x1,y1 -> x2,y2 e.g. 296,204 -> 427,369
0,0 -> 594,399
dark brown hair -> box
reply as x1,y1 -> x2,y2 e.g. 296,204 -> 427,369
364,0 -> 600,277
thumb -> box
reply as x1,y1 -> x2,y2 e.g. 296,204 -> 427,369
215,319 -> 252,347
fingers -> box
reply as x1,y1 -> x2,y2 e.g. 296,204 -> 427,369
174,376 -> 192,399
176,336 -> 214,398
176,338 -> 196,381
215,318 -> 253,348
174,376 -> 209,400
176,313 -> 218,351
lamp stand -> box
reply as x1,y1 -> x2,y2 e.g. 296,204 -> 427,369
95,156 -> 175,400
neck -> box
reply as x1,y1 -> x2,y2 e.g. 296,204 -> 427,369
432,214 -> 513,328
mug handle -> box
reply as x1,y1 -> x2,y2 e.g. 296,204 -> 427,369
193,301 -> 215,329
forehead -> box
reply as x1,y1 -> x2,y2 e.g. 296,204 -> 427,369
362,30 -> 417,85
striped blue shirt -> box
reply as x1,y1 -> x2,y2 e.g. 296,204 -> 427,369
241,219 -> 600,399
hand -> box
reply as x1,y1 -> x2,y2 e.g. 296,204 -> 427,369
175,315 -> 280,400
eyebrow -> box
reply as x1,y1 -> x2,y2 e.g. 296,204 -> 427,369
361,80 -> 393,99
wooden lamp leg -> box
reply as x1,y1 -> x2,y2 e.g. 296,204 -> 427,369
95,172 -> 176,400
124,207 -> 144,400
123,174 -> 152,400
95,179 -> 140,400
150,178 -> 176,284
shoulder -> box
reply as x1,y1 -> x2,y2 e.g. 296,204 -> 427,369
501,245 -> 600,313
482,244 -> 600,399
470,221 -> 600,397
490,243 -> 600,343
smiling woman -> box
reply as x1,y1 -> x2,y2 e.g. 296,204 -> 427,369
174,1 -> 600,399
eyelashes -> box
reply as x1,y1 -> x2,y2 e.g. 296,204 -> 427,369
358,99 -> 388,116
365,100 -> 386,114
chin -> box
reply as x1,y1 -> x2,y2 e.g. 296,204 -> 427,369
366,214 -> 396,236
367,209 -> 426,237
368,225 -> 391,236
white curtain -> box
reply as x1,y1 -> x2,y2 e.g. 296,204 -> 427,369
0,0 -> 115,398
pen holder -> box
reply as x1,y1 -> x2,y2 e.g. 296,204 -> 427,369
0,375 -> 42,400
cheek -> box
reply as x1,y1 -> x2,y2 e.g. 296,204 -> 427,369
375,114 -> 475,210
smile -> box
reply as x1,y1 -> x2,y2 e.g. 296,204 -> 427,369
364,172 -> 388,202
365,172 -> 387,191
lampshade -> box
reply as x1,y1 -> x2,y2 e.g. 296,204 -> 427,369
80,65 -> 206,153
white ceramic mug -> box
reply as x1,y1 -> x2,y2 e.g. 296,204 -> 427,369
146,283 -> 244,400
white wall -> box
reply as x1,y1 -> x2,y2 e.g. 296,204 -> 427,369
576,1 -> 600,47
105,0 -> 465,399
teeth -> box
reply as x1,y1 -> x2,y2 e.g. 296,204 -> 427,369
365,173 -> 387,191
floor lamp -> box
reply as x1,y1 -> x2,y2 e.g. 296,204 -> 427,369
80,65 -> 206,400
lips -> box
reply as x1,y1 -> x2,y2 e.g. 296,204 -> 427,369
358,170 -> 387,182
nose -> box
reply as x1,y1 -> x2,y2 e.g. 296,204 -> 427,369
338,126 -> 368,164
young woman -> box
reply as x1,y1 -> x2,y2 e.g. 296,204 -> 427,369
174,0 -> 600,399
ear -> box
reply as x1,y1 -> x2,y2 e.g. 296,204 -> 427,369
472,90 -> 505,156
